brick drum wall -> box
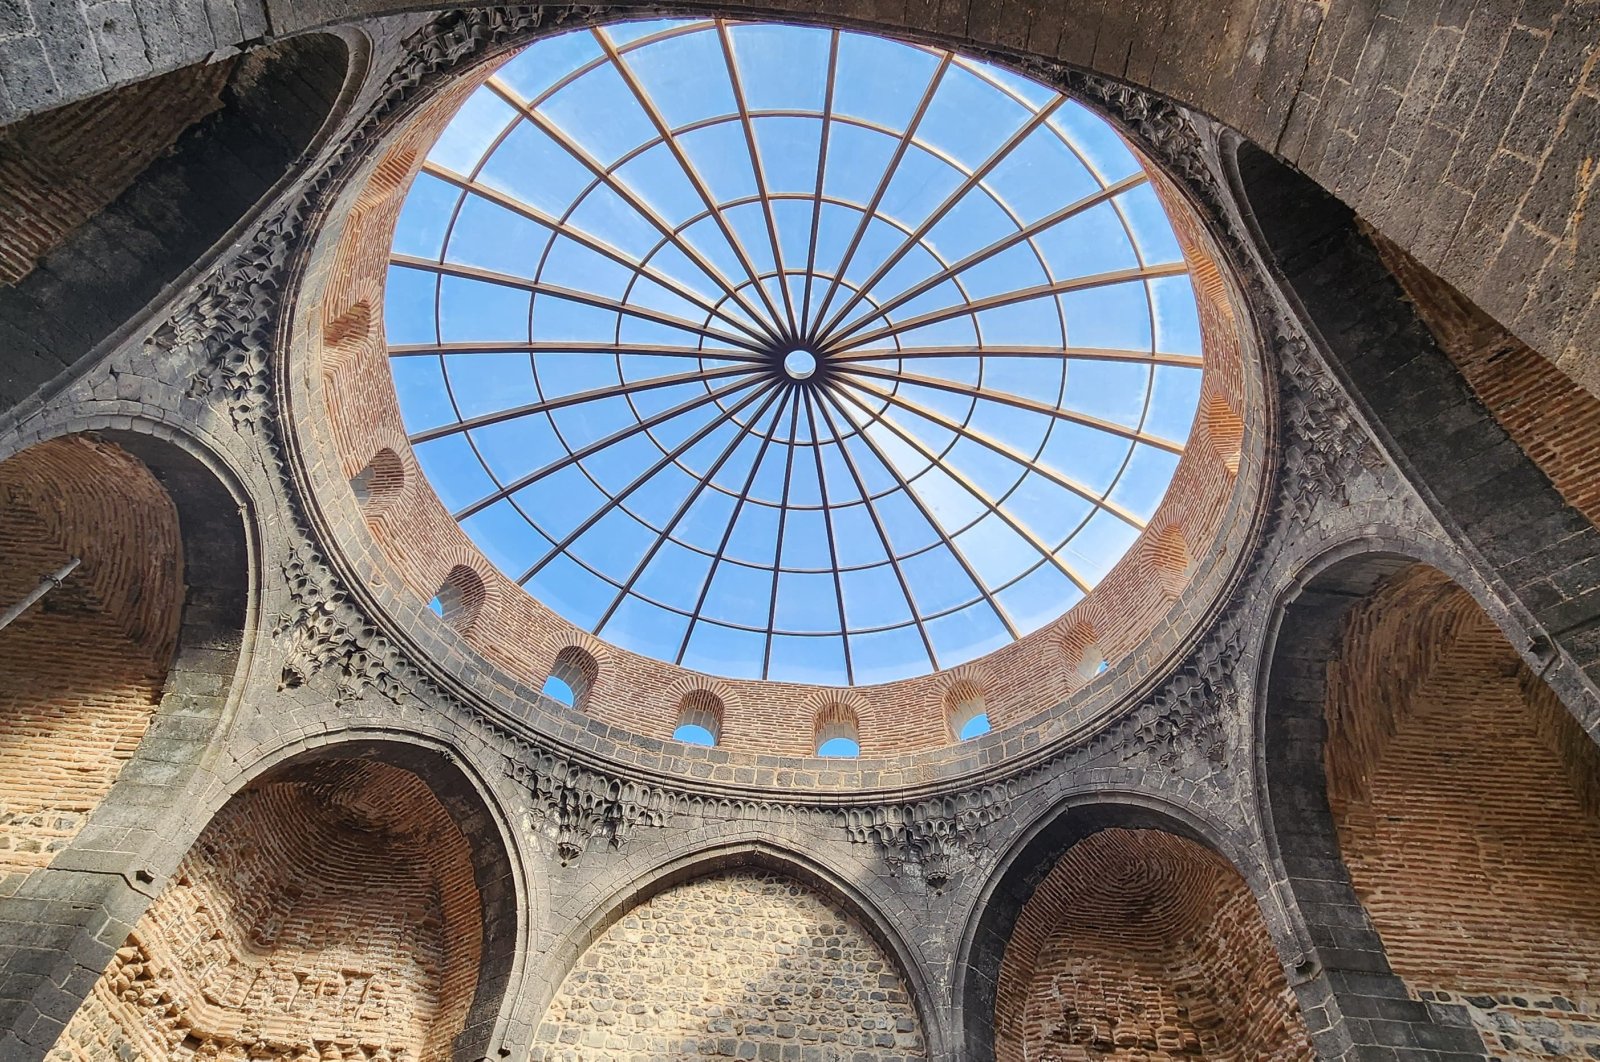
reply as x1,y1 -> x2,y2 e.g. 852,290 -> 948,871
1327,565 -> 1600,1060
529,869 -> 926,1061
994,828 -> 1312,1061
295,52 -> 1259,755
49,759 -> 485,1062
0,436 -> 182,877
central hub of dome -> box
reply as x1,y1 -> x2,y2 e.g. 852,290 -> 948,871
783,349 -> 818,381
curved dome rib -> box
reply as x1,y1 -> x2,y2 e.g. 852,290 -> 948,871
385,17 -> 1204,685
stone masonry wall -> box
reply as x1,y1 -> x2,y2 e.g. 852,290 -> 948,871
1327,565 -> 1600,1060
995,829 -> 1313,1061
0,435 -> 181,877
49,759 -> 484,1062
530,869 -> 926,1061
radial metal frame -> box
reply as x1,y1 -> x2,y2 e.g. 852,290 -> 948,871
386,16 -> 1204,683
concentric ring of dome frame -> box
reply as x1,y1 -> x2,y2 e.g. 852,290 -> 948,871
384,17 -> 1206,686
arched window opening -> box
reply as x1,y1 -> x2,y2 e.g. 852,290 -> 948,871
351,446 -> 405,511
674,723 -> 716,747
544,646 -> 598,712
1081,646 -> 1107,681
1199,389 -> 1245,478
430,564 -> 486,631
958,713 -> 992,740
542,674 -> 575,707
944,679 -> 989,742
1059,622 -> 1108,692
52,756 -> 486,1060
673,689 -> 723,747
814,704 -> 860,758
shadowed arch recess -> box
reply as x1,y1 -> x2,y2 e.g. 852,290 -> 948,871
50,738 -> 523,1062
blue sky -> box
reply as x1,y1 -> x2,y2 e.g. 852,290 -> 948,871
385,18 -> 1204,687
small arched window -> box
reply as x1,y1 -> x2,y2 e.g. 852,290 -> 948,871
1060,622 -> 1108,690
351,447 -> 405,512
944,680 -> 990,742
544,646 -> 598,712
429,565 -> 485,630
673,689 -> 723,747
814,703 -> 860,757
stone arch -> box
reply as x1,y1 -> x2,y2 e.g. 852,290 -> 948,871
531,842 -> 933,1061
995,828 -> 1313,1060
1225,134 -> 1600,735
0,31 -> 358,412
956,793 -> 1295,1062
1258,545 -> 1600,1059
0,423 -> 252,1059
52,735 -> 524,1062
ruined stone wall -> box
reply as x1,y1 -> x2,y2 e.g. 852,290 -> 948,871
529,869 -> 926,1061
1328,566 -> 1600,1059
995,829 -> 1312,1061
49,760 -> 484,1062
0,436 -> 181,876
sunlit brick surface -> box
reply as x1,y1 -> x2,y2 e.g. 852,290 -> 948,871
995,829 -> 1313,1061
1328,566 -> 1600,1060
49,760 -> 483,1061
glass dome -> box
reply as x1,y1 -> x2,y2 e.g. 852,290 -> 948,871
384,18 -> 1204,686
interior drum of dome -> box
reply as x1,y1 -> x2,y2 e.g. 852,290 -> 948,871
382,18 -> 1207,687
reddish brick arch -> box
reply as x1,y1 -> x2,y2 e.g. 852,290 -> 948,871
53,735 -> 526,1062
1323,564 -> 1600,1056
957,796 -> 1299,1062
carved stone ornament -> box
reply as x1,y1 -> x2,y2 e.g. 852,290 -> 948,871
841,785 -> 1015,889
514,759 -> 675,865
277,544 -> 415,705
1123,622 -> 1240,771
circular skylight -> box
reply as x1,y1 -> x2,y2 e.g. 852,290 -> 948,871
384,18 -> 1204,686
